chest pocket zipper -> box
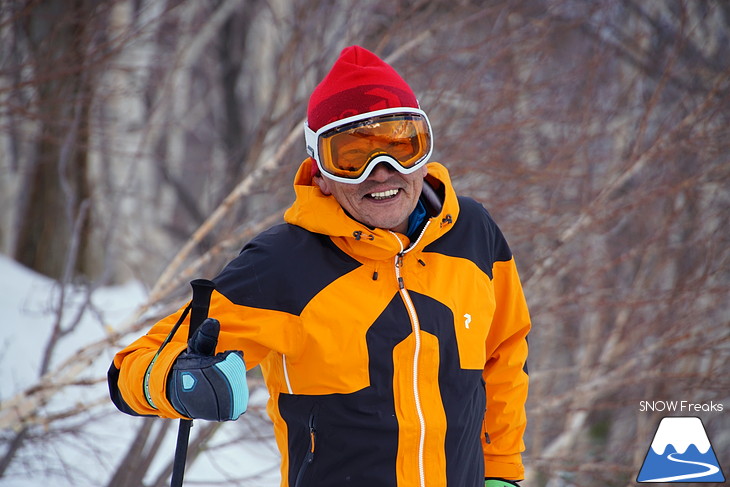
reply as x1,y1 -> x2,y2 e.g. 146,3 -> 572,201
294,411 -> 317,487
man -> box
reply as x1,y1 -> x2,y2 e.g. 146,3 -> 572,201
109,45 -> 530,487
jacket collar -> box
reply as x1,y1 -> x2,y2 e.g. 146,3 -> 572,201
284,158 -> 460,262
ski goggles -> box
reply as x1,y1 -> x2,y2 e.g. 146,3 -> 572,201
305,107 -> 433,184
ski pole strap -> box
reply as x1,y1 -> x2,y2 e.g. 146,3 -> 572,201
143,303 -> 192,410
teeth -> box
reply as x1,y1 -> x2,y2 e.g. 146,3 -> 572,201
369,189 -> 398,200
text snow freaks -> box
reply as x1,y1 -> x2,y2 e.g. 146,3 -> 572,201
639,401 -> 723,413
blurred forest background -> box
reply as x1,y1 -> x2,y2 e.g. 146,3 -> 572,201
0,0 -> 728,486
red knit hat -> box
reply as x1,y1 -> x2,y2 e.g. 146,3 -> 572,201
307,46 -> 419,132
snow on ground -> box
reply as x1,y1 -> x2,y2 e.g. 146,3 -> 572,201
0,255 -> 280,486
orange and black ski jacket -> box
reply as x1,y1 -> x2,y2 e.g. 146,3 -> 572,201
109,159 -> 530,487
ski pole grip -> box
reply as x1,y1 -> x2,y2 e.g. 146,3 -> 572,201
188,279 -> 215,340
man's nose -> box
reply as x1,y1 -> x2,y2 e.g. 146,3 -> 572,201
367,161 -> 397,181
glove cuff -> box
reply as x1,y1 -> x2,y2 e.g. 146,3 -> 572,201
485,479 -> 520,487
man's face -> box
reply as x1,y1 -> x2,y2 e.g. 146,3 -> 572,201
315,162 -> 428,235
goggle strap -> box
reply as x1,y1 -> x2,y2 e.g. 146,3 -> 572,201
304,123 -> 316,158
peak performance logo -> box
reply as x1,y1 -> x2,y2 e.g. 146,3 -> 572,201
637,417 -> 725,483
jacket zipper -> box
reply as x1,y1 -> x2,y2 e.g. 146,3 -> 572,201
390,223 -> 430,487
294,411 -> 317,487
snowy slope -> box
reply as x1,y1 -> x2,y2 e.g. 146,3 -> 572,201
0,255 -> 280,486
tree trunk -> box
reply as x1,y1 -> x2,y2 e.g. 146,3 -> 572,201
13,0 -> 96,280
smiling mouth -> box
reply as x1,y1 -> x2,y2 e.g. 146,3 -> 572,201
367,189 -> 399,200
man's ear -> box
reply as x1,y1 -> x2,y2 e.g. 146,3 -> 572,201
313,174 -> 332,195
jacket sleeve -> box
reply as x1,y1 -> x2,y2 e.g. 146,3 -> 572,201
482,238 -> 530,480
108,305 -> 190,419
108,226 -> 313,419
108,288 -> 301,419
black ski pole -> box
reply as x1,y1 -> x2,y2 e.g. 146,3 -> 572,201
170,278 -> 216,487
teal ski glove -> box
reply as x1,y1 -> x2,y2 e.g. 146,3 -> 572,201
167,318 -> 248,421
485,479 -> 520,487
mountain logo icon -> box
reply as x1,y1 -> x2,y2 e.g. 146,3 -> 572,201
637,416 -> 725,483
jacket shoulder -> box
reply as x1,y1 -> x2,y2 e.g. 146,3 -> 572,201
426,197 -> 514,278
213,223 -> 361,314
